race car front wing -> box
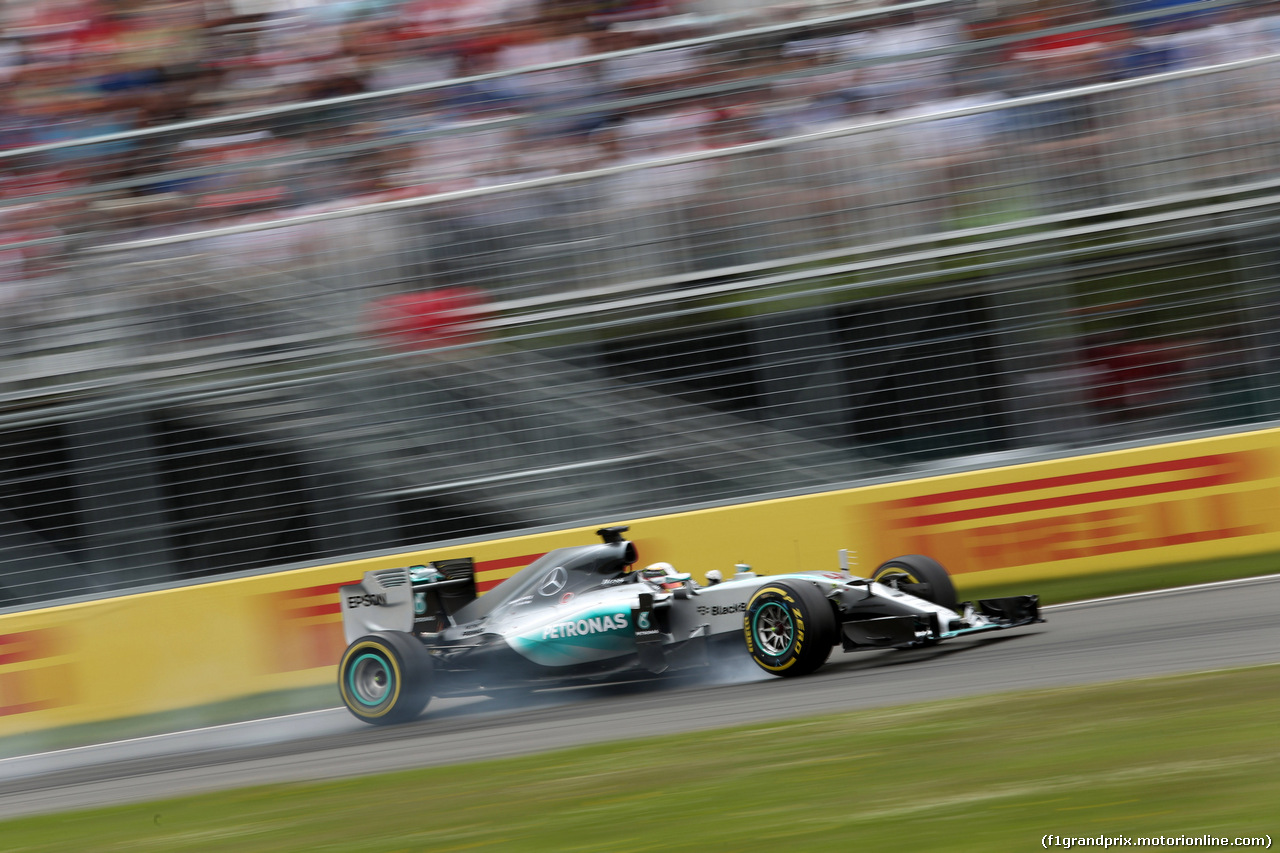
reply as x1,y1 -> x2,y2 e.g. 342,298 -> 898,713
840,594 -> 1042,651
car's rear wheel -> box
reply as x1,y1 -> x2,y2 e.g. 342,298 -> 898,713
339,631 -> 433,725
871,555 -> 958,610
743,581 -> 838,677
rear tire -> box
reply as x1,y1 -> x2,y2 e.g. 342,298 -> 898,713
743,581 -> 838,677
339,632 -> 433,725
871,555 -> 958,610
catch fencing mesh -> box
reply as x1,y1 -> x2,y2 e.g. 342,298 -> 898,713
3,0 -> 1280,605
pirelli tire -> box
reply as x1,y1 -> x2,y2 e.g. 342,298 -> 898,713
871,555 -> 958,611
338,631 -> 433,726
743,581 -> 839,677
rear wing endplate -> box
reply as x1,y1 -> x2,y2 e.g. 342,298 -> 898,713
339,567 -> 414,645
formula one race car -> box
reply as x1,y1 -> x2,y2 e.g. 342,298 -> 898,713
337,527 -> 1042,724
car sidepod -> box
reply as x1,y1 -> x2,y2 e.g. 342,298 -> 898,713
504,598 -> 637,667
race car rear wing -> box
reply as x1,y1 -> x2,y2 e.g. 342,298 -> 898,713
340,559 -> 478,644
340,567 -> 414,645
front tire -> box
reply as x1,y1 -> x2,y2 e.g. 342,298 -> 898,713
339,632 -> 433,725
743,581 -> 838,677
871,555 -> 958,610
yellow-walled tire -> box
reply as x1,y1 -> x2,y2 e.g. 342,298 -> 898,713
872,555 -> 958,610
743,581 -> 837,677
338,632 -> 433,725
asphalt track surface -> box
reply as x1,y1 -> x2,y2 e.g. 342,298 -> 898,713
1,575 -> 1278,819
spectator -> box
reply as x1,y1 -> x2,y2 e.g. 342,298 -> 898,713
0,0 -> 1271,334
1005,1 -> 1134,89
837,5 -> 964,113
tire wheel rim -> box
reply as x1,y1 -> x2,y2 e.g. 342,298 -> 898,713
349,652 -> 393,707
753,601 -> 794,656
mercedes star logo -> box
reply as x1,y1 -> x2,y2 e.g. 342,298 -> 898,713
537,566 -> 568,597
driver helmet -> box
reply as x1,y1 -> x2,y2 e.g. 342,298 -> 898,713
639,562 -> 690,589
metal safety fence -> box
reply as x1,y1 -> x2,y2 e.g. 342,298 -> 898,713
3,0 -> 1280,607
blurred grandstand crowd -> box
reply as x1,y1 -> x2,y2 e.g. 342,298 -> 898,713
1,0 -> 1278,303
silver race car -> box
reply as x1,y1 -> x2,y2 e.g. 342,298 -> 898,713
337,526 -> 1042,724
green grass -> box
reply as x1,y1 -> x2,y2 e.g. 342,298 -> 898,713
2,665 -> 1277,852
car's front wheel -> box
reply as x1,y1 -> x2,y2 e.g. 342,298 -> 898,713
871,555 -> 958,610
338,631 -> 433,725
743,581 -> 838,677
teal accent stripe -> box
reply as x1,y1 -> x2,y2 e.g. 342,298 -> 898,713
751,601 -> 793,655
348,652 -> 391,707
